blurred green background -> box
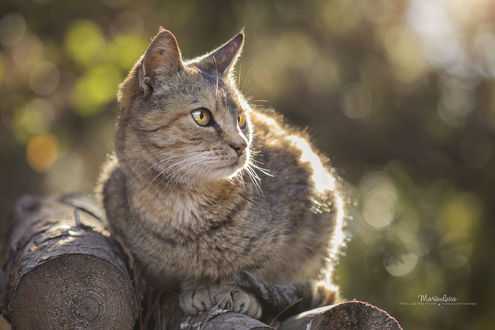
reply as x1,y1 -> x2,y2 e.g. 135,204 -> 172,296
0,0 -> 494,329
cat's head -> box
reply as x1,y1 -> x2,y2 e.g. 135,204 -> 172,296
116,27 -> 252,187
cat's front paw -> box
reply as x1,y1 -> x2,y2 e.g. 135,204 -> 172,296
179,283 -> 262,319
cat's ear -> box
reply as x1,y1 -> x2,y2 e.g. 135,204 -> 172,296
196,30 -> 244,76
139,27 -> 183,95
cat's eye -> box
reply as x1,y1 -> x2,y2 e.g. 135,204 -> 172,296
238,113 -> 246,129
191,108 -> 211,126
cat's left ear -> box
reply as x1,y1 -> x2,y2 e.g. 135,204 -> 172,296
139,27 -> 184,96
196,30 -> 244,76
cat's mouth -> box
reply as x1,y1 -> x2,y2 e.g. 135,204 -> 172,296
227,155 -> 247,170
235,152 -> 248,168
213,154 -> 248,178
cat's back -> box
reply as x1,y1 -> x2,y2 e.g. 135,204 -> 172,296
250,109 -> 339,202
247,109 -> 344,282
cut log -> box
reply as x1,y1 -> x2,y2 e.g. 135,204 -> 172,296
279,301 -> 403,330
2,194 -> 138,330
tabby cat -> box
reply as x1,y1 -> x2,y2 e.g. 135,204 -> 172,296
98,27 -> 345,320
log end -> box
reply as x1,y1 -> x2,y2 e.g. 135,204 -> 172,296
10,254 -> 135,330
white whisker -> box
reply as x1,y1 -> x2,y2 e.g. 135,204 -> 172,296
244,163 -> 262,195
159,155 -> 210,192
250,162 -> 273,177
144,153 -> 205,190
144,151 -> 196,173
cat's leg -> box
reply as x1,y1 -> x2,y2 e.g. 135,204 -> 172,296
179,281 -> 262,319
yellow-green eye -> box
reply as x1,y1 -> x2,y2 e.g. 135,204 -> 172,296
191,108 -> 211,126
238,112 -> 246,129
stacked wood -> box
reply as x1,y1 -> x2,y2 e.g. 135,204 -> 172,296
1,194 -> 403,329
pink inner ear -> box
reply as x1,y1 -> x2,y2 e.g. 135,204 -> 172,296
195,32 -> 244,75
143,30 -> 183,79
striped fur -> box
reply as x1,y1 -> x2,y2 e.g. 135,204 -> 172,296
97,28 -> 346,320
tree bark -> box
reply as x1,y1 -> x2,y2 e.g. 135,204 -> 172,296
1,194 -> 403,329
179,311 -> 274,330
2,194 -> 138,330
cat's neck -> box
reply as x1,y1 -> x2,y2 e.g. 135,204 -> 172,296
125,169 -> 246,235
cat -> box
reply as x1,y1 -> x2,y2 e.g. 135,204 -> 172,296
97,27 -> 346,321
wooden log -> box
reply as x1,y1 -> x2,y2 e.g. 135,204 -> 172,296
279,301 -> 403,330
2,194 -> 138,330
179,311 -> 274,330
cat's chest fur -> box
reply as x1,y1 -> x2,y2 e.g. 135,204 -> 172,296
130,185 -> 203,229
127,177 -> 246,235
119,175 -> 273,281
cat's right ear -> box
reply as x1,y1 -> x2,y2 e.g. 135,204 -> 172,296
138,27 -> 184,96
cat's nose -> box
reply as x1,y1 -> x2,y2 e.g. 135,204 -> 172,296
230,141 -> 247,157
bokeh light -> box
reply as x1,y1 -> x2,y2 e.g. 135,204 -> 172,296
340,82 -> 373,120
384,253 -> 418,277
71,64 -> 122,116
360,172 -> 398,229
65,20 -> 106,67
106,32 -> 147,70
29,61 -> 60,96
13,99 -> 55,143
26,132 -> 59,172
0,12 -> 25,46
0,53 -> 5,83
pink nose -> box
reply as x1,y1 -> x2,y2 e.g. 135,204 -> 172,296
230,142 -> 247,156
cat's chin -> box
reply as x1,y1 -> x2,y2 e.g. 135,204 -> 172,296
208,158 -> 247,181
216,164 -> 245,180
